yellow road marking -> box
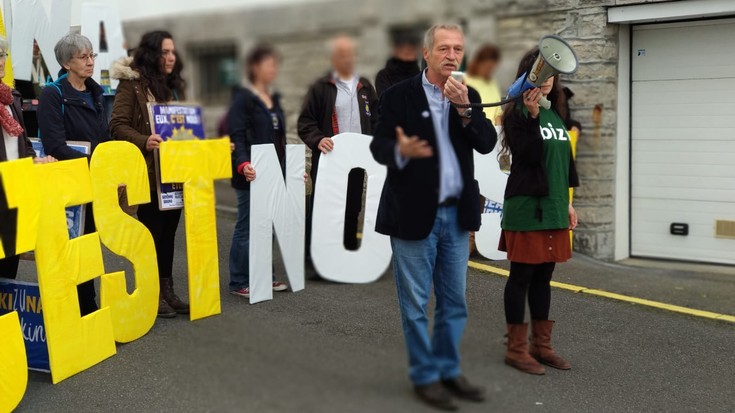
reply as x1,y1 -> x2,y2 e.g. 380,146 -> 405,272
468,260 -> 735,323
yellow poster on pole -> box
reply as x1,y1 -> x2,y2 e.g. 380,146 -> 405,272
569,129 -> 579,246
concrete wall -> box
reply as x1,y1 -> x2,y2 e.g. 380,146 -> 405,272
121,0 -> 669,261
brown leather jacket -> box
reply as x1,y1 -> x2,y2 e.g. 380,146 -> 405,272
109,57 -> 158,189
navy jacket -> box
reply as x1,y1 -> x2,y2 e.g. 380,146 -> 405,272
229,87 -> 287,190
370,74 -> 497,240
38,74 -> 109,160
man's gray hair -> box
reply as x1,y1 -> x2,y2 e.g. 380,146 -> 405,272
54,33 -> 93,66
0,36 -> 8,53
424,24 -> 464,51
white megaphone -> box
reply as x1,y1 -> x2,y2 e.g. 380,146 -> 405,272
506,35 -> 578,109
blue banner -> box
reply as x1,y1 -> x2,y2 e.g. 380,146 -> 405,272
0,279 -> 49,372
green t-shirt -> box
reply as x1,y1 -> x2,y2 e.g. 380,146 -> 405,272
502,108 -> 571,231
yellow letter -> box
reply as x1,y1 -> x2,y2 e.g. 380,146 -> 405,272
90,141 -> 158,343
0,312 -> 26,413
0,159 -> 38,410
0,158 -> 40,259
34,159 -> 116,384
159,138 -> 231,320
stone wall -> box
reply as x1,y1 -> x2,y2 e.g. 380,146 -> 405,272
121,0 -> 669,261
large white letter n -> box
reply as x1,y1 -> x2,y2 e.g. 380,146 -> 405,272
249,144 -> 305,304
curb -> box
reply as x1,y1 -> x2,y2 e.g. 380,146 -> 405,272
468,260 -> 735,324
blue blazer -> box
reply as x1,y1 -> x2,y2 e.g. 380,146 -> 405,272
370,74 -> 497,240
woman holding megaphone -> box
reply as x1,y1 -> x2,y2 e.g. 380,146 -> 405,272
498,46 -> 580,375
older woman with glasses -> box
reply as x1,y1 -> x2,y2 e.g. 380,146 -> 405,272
0,35 -> 55,280
39,33 -> 108,160
37,33 -> 110,316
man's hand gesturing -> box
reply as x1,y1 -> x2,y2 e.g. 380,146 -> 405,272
396,127 -> 433,159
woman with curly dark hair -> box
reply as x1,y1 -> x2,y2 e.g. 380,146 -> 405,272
109,30 -> 188,318
498,47 -> 580,375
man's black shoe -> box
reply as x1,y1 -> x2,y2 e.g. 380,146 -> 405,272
441,375 -> 486,402
414,381 -> 458,411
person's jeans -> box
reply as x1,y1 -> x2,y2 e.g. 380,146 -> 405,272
390,205 -> 469,386
229,189 -> 276,291
229,189 -> 251,291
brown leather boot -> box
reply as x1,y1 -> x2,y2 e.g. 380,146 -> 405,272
529,320 -> 571,370
157,297 -> 176,318
161,278 -> 189,314
505,324 -> 545,375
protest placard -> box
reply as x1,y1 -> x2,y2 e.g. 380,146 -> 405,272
148,103 -> 205,210
0,279 -> 49,372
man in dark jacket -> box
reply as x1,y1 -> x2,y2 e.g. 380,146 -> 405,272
298,35 -> 378,252
370,24 -> 497,410
375,29 -> 421,97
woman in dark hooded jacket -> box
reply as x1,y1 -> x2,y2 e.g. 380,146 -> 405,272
38,33 -> 109,316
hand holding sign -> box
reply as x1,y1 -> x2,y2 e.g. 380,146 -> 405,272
243,164 -> 256,182
33,155 -> 56,164
146,134 -> 163,151
318,137 -> 334,154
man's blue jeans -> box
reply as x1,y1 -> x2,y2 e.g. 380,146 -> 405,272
229,189 -> 251,291
390,205 -> 469,385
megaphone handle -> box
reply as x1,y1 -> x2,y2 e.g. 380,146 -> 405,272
538,96 -> 551,110
458,96 -> 551,109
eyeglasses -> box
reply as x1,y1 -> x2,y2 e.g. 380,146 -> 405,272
74,53 -> 99,61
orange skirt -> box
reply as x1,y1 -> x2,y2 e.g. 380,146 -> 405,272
498,229 -> 572,264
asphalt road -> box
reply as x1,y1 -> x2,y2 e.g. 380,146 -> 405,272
14,213 -> 735,413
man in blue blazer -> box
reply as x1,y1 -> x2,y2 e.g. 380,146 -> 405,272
370,24 -> 497,410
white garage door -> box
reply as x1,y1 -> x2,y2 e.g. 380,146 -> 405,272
631,19 -> 735,265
